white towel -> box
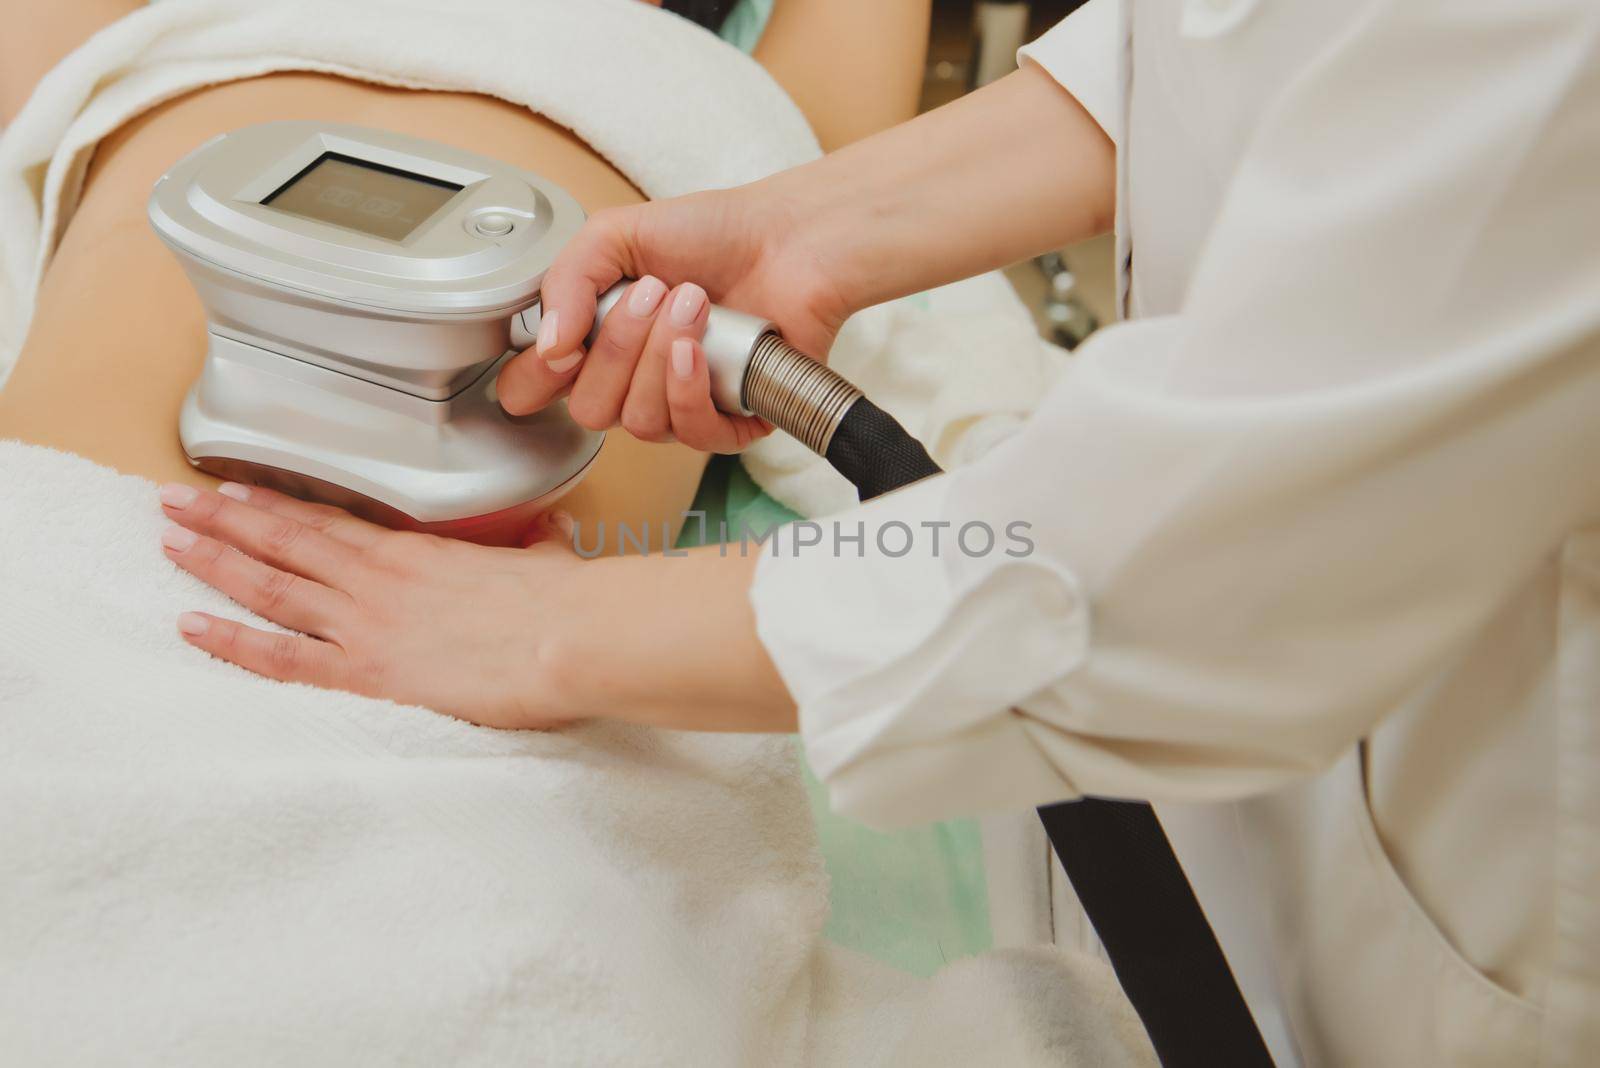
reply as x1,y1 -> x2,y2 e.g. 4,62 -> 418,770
0,441 -> 1154,1065
0,442 -> 1152,1067
0,2 -> 1147,1063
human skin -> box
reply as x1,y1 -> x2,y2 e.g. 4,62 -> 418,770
155,66 -> 1115,732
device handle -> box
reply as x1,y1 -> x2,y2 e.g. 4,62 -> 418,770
516,282 -> 864,455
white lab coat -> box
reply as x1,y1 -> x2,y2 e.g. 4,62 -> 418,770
750,0 -> 1600,1062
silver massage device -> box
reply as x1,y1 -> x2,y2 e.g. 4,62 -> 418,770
150,121 -> 857,544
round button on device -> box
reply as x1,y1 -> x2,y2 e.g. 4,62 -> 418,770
473,211 -> 515,237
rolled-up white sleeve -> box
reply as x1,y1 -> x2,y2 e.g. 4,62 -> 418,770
751,474 -> 1094,820
1017,0 -> 1123,145
752,0 -> 1600,829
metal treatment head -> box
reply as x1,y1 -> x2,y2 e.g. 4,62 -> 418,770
150,121 -> 604,545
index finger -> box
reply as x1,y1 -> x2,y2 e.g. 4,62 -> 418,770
159,483 -> 359,587
534,208 -> 639,364
211,482 -> 385,549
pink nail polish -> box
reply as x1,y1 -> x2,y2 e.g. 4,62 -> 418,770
627,276 -> 668,317
159,483 -> 199,509
162,525 -> 198,552
536,309 -> 561,357
217,483 -> 251,502
668,284 -> 707,328
177,612 -> 209,636
547,350 -> 584,374
671,338 -> 695,380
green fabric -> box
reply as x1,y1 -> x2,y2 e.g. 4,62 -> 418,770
680,456 -> 993,976
718,0 -> 775,53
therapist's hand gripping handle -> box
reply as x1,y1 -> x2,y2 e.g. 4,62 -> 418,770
516,281 -> 862,452
572,279 -> 915,463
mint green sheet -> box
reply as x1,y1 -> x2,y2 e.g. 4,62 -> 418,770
718,0 -> 775,53
681,457 -> 992,976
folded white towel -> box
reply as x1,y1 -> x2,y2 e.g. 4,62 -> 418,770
0,2 -> 1143,1063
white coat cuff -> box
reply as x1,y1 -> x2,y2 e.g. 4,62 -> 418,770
750,474 -> 1091,828
1018,0 -> 1123,147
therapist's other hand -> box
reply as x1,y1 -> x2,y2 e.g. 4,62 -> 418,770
496,186 -> 851,451
156,481 -> 586,730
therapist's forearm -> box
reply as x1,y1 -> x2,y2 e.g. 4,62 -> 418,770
556,548 -> 798,733
766,63 -> 1115,311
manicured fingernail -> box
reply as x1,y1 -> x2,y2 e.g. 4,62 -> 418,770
671,338 -> 695,380
668,283 -> 706,328
159,483 -> 199,509
217,482 -> 250,502
162,525 -> 198,552
536,309 -> 560,357
627,276 -> 668,317
547,349 -> 584,374
177,612 -> 209,636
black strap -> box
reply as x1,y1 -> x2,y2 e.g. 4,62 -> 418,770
826,398 -> 1273,1067
1038,799 -> 1273,1067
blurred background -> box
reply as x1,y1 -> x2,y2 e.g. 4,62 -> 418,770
921,0 -> 1111,349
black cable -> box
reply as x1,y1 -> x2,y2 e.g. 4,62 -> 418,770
823,398 -> 941,497
822,397 -> 1274,1068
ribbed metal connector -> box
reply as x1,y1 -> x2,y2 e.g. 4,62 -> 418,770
741,333 -> 862,456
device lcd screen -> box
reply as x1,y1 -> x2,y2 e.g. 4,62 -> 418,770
260,152 -> 463,242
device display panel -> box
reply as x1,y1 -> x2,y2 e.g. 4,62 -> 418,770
261,152 -> 463,242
